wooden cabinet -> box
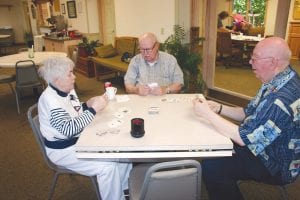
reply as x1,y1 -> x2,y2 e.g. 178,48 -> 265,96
288,22 -> 300,60
44,38 -> 81,57
75,57 -> 95,77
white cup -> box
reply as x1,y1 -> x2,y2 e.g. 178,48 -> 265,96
258,34 -> 261,39
106,86 -> 117,100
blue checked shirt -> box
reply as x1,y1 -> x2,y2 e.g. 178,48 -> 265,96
124,51 -> 184,87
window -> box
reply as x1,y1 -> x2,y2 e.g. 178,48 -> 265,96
233,0 -> 266,26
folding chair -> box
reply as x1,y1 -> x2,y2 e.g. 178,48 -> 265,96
27,104 -> 101,200
129,160 -> 202,200
15,60 -> 44,113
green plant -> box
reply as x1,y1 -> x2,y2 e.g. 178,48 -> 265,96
160,25 -> 206,93
78,37 -> 100,56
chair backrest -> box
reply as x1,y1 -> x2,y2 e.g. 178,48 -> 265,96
18,47 -> 29,53
15,60 -> 43,87
27,104 -> 58,171
217,31 -> 233,55
141,160 -> 202,200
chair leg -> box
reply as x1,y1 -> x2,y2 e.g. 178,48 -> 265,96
90,176 -> 102,200
48,172 -> 60,200
15,89 -> 20,114
8,82 -> 15,95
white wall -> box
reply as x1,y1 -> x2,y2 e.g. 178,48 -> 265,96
60,0 -> 99,34
114,0 -> 175,42
264,0 -> 278,36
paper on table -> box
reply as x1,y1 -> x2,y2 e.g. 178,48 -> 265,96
116,95 -> 130,102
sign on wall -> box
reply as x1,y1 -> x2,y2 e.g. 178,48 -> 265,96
67,1 -> 77,18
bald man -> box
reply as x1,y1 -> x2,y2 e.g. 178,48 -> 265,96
193,37 -> 300,200
124,32 -> 184,96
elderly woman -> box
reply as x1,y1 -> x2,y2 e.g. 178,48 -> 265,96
38,56 -> 132,200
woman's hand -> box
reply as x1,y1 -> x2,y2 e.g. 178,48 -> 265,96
86,95 -> 108,112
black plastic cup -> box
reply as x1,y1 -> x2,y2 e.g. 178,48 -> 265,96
130,118 -> 145,138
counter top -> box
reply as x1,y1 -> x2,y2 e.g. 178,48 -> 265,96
43,36 -> 81,42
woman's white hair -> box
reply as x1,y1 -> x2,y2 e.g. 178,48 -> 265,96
38,56 -> 74,84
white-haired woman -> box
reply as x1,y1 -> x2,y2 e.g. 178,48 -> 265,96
38,56 -> 132,200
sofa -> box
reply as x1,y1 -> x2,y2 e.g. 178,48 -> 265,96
92,36 -> 139,81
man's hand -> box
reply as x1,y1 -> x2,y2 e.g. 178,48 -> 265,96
137,84 -> 151,96
150,86 -> 165,95
193,98 -> 213,118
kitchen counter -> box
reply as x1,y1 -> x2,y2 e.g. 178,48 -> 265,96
44,37 -> 81,57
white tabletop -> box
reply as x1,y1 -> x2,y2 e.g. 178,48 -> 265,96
75,94 -> 233,160
0,51 -> 67,67
231,34 -> 264,42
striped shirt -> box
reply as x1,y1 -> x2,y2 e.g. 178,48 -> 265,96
38,85 -> 95,141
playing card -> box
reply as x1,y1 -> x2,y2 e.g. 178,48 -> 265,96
107,119 -> 124,128
148,82 -> 158,88
148,106 -> 160,114
113,111 -> 124,118
116,95 -> 130,102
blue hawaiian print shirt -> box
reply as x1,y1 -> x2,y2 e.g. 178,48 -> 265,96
239,66 -> 300,184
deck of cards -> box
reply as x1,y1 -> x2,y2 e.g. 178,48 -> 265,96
148,106 -> 160,114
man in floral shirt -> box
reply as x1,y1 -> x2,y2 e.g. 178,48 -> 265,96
193,37 -> 300,200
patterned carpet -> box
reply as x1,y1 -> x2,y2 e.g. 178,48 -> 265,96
0,61 -> 299,199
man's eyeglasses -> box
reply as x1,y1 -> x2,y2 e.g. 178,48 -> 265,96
250,57 -> 273,64
138,42 -> 157,54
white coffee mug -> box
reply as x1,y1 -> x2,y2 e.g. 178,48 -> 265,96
106,87 -> 117,100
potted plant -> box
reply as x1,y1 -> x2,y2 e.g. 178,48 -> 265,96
160,25 -> 206,93
78,37 -> 100,57
24,31 -> 34,47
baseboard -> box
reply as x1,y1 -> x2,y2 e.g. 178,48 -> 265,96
206,88 -> 250,107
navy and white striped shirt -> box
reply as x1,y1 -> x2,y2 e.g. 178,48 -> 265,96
38,85 -> 95,141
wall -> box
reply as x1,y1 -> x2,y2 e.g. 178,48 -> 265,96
264,0 -> 278,36
59,0 -> 99,34
114,0 -> 175,42
0,0 -> 28,43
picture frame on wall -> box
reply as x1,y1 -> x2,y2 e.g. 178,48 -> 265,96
61,4 -> 66,14
67,1 -> 77,18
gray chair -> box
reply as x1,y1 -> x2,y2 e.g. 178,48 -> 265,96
129,160 -> 202,200
27,104 -> 101,200
18,47 -> 29,53
15,60 -> 44,113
